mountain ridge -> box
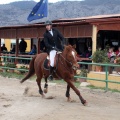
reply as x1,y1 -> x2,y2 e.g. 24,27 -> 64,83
0,0 -> 120,26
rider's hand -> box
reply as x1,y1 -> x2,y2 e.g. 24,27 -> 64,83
54,47 -> 59,51
61,45 -> 65,51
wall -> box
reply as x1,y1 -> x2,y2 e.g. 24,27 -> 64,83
25,39 -> 31,52
4,39 -> 31,52
87,71 -> 120,90
4,39 -> 11,51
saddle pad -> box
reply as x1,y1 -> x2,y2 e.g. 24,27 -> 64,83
43,58 -> 50,70
47,56 -> 50,60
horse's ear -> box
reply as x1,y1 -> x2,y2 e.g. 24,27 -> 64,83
68,45 -> 73,48
72,44 -> 76,49
65,45 -> 72,52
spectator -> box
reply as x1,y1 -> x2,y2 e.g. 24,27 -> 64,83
107,47 -> 116,63
19,38 -> 27,53
116,46 -> 120,57
81,47 -> 92,69
10,45 -> 16,62
83,47 -> 92,58
28,44 -> 37,55
10,45 -> 16,53
1,44 -> 7,52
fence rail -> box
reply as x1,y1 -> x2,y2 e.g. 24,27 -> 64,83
0,56 -> 32,72
1,56 -> 32,60
0,56 -> 120,91
76,62 -> 120,91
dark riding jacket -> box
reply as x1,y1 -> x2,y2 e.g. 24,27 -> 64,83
44,28 -> 65,53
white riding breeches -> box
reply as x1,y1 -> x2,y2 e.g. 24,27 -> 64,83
50,50 -> 57,67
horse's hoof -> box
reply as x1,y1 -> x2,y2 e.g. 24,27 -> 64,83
20,80 -> 23,84
67,97 -> 76,102
67,98 -> 76,102
67,97 -> 71,102
83,101 -> 88,106
42,94 -> 45,98
44,88 -> 48,94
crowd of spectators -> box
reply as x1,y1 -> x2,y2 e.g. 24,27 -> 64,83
3,38 -> 120,67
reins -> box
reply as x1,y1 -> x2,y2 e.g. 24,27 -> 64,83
58,53 -> 73,73
59,53 -> 73,66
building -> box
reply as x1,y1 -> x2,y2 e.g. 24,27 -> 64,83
0,14 -> 120,58
0,14 -> 120,90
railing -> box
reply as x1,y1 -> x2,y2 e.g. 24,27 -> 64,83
75,62 -> 120,91
0,56 -> 120,91
0,56 -> 32,72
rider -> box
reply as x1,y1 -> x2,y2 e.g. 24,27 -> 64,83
43,20 -> 65,81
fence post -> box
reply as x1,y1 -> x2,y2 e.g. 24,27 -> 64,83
105,65 -> 108,91
4,56 -> 7,73
15,38 -> 19,64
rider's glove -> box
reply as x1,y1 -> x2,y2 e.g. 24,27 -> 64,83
55,47 -> 59,51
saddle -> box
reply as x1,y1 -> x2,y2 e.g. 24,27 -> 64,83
43,51 -> 62,70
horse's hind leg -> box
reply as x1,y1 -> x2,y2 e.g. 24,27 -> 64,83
66,79 -> 87,105
36,77 -> 45,97
44,76 -> 48,94
66,84 -> 71,101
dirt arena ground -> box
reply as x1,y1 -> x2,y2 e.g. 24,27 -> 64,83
0,76 -> 120,120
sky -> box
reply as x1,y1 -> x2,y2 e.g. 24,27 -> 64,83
0,0 -> 82,4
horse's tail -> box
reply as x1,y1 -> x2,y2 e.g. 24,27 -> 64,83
20,55 -> 36,83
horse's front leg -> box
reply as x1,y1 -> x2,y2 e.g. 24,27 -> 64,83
65,79 -> 87,105
36,77 -> 45,98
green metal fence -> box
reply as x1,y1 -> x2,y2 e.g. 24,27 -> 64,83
0,56 -> 32,72
0,56 -> 120,91
75,62 -> 120,91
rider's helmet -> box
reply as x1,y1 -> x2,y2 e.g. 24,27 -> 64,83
44,20 -> 52,25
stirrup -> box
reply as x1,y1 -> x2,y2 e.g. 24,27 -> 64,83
48,75 -> 53,81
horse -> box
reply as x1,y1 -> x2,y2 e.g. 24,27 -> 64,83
20,45 -> 87,105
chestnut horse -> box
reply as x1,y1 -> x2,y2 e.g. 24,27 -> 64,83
20,45 -> 87,105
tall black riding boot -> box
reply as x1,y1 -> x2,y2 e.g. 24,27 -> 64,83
48,66 -> 54,81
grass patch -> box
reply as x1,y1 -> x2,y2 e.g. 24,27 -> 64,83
51,79 -> 80,88
0,72 -> 36,80
88,85 -> 120,93
0,72 -> 80,87
51,79 -> 65,84
0,72 -> 24,79
74,81 -> 81,88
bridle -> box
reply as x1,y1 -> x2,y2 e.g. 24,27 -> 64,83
59,53 -> 73,66
58,52 -> 78,72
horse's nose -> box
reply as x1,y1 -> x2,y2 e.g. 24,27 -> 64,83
72,63 -> 79,70
75,63 -> 79,68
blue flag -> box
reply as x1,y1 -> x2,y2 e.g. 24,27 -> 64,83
27,0 -> 48,22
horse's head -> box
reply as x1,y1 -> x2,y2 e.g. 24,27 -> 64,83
63,45 -> 79,70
